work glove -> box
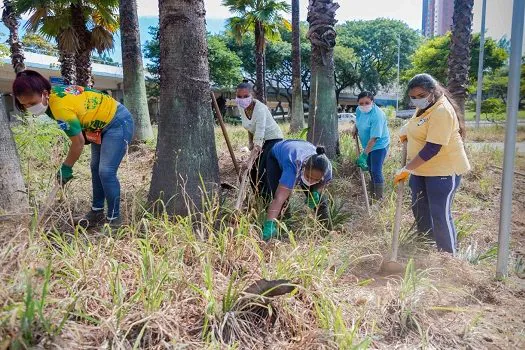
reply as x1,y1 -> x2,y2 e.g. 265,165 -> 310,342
355,152 -> 369,171
306,190 -> 321,209
394,167 -> 410,185
262,220 -> 278,241
56,164 -> 73,185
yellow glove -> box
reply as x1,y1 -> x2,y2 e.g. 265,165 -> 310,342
394,167 -> 410,185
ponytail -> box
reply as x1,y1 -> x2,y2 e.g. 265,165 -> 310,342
305,145 -> 331,174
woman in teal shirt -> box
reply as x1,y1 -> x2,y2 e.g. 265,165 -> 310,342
354,91 -> 390,199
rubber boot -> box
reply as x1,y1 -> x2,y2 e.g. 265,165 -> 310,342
368,180 -> 375,197
372,183 -> 384,200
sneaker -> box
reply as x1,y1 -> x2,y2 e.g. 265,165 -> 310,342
105,216 -> 122,229
76,210 -> 105,229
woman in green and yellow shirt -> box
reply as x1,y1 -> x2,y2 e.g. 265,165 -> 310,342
13,70 -> 134,228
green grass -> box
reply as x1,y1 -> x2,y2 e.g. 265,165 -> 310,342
464,109 -> 525,121
1,119 -> 523,349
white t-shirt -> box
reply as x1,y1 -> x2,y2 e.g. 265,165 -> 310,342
239,100 -> 283,147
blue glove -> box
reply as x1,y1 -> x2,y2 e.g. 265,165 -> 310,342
306,190 -> 321,209
355,152 -> 369,171
262,220 -> 278,241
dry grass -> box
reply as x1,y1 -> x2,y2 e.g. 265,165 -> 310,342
1,119 -> 524,349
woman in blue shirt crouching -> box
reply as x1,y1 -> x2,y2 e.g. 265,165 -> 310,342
353,91 -> 391,199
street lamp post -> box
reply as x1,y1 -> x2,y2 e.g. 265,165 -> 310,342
496,0 -> 525,279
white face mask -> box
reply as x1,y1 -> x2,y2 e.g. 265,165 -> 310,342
236,96 -> 253,109
358,104 -> 373,113
26,95 -> 48,115
301,169 -> 320,187
411,95 -> 431,110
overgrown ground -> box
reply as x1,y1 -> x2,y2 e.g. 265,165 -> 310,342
1,118 -> 524,349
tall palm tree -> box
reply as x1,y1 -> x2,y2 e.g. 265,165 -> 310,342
222,0 -> 290,103
15,0 -> 119,86
2,0 -> 25,73
289,0 -> 304,133
306,0 -> 340,158
447,0 -> 474,134
148,0 -> 220,216
119,0 -> 153,142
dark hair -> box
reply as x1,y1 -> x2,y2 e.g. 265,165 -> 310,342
357,91 -> 374,103
407,73 -> 465,138
305,146 -> 331,174
236,82 -> 252,91
12,70 -> 52,111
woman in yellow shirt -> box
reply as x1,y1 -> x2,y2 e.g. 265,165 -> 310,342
394,74 -> 470,255
13,70 -> 134,228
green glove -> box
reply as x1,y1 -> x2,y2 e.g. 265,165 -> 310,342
306,190 -> 321,209
355,152 -> 369,171
56,164 -> 73,185
262,220 -> 278,241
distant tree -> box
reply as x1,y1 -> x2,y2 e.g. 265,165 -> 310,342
337,18 -> 421,94
144,27 -> 243,96
21,32 -> 56,52
222,0 -> 291,102
404,34 -> 508,86
334,45 -> 358,102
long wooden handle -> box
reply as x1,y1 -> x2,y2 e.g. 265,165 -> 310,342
354,138 -> 371,215
36,183 -> 60,226
234,156 -> 257,211
391,142 -> 408,261
211,92 -> 239,175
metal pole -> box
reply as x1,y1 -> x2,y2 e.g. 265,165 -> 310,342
496,0 -> 524,280
475,0 -> 487,129
396,35 -> 401,112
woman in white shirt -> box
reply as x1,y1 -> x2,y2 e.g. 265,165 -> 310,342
235,83 -> 284,196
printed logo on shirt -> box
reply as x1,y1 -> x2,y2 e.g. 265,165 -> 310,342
417,117 -> 429,126
56,120 -> 70,131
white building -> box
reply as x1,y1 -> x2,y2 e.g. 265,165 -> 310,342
1,48 -> 124,117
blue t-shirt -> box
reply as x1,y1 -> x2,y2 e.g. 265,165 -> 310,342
355,104 -> 390,151
271,140 -> 333,189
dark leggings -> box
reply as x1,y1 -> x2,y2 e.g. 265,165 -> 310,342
250,138 -> 283,193
262,152 -> 331,228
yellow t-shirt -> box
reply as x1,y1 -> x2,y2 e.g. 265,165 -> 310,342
48,85 -> 118,137
406,96 -> 470,176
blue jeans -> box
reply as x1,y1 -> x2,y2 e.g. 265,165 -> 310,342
409,174 -> 461,254
90,104 -> 134,219
366,147 -> 388,184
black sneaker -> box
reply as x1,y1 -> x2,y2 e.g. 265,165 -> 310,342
76,210 -> 105,229
105,216 -> 122,229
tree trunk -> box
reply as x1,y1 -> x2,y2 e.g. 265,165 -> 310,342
290,0 -> 304,133
57,37 -> 76,85
2,0 -> 25,73
447,0 -> 474,132
71,4 -> 93,87
0,97 -> 28,214
306,0 -> 340,158
254,21 -> 267,103
119,0 -> 154,142
148,0 -> 220,216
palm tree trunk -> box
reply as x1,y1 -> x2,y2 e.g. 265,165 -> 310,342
71,3 -> 93,87
119,0 -> 154,142
57,37 -> 76,85
0,97 -> 28,215
447,0 -> 474,132
148,0 -> 220,216
2,0 -> 25,73
306,0 -> 340,158
254,20 -> 267,103
290,0 -> 304,133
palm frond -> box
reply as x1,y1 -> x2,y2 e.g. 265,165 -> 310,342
91,26 -> 114,53
57,27 -> 79,53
